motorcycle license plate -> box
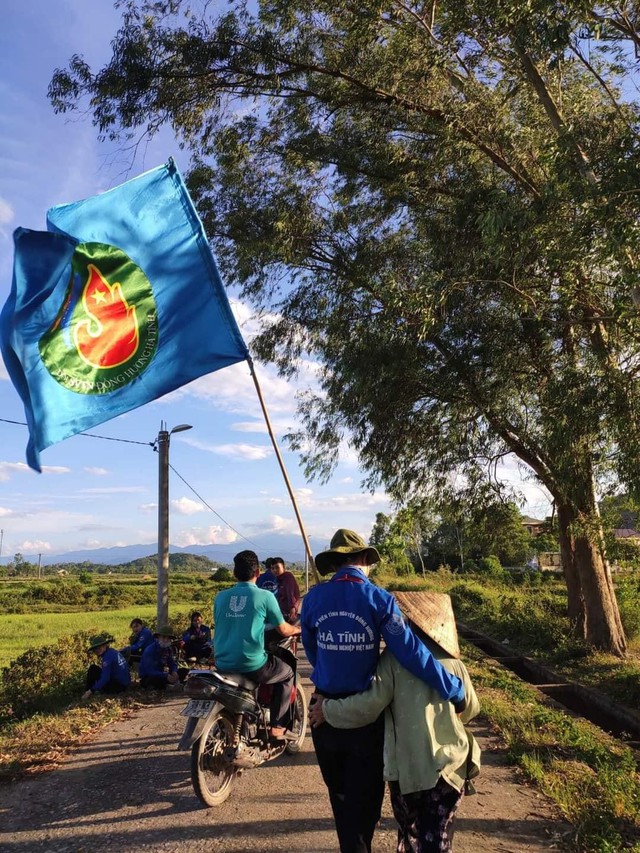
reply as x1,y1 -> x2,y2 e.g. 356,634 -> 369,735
181,699 -> 215,718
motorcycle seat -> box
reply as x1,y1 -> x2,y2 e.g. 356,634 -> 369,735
213,670 -> 258,690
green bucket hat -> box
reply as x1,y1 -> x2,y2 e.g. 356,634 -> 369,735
314,529 -> 381,577
87,632 -> 114,651
154,625 -> 176,639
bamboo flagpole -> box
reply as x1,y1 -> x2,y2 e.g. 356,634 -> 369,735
247,357 -> 320,585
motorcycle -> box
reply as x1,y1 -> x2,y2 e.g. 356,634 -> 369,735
177,635 -> 308,807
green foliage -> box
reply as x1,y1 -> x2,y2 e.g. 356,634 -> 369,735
471,648 -> 640,853
48,0 -> 638,649
0,631 -> 93,722
612,576 -> 640,641
477,555 -> 505,577
212,566 -> 232,581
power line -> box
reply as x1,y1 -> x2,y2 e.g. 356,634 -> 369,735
169,462 -> 259,548
0,416 -> 257,548
0,418 -> 152,446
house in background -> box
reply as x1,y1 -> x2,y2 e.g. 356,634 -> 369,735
612,528 -> 640,543
521,516 -> 546,537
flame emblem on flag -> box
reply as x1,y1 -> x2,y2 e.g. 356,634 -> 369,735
74,264 -> 139,368
39,241 -> 158,395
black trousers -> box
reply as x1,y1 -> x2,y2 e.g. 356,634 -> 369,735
312,714 -> 385,853
244,655 -> 294,729
140,674 -> 168,690
85,663 -> 127,694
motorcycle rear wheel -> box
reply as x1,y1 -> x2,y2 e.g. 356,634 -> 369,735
191,709 -> 237,807
286,676 -> 308,754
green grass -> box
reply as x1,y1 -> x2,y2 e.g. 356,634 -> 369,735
0,605 -> 200,668
464,642 -> 640,852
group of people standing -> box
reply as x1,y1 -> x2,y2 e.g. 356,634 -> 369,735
256,555 -> 301,623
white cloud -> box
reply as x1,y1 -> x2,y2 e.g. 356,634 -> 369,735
18,540 -> 52,553
83,466 -> 109,476
0,506 -> 16,517
0,196 -> 14,237
0,196 -> 14,224
340,476 -> 354,484
0,461 -> 68,480
0,462 -> 30,481
183,438 -> 273,461
171,496 -> 205,515
140,502 -> 158,513
174,525 -> 239,547
248,514 -> 298,535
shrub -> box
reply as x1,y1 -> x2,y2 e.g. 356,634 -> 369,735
0,630 -> 95,721
477,555 -> 504,577
462,559 -> 480,573
212,567 -> 232,581
613,576 -> 640,640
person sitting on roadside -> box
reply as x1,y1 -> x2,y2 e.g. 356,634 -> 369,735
138,626 -> 180,690
272,557 -> 301,623
120,618 -> 154,665
181,611 -> 213,661
213,550 -> 301,740
82,633 -> 131,700
309,592 -> 481,853
256,557 -> 278,595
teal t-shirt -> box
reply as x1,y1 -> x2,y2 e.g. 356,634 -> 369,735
213,582 -> 284,672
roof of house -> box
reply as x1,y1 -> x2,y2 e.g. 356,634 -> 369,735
613,528 -> 640,538
521,516 -> 546,525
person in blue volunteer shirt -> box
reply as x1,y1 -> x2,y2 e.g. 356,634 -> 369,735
301,529 -> 465,853
256,557 -> 279,595
120,618 -> 154,665
138,626 -> 180,690
82,633 -> 131,699
181,611 -> 213,661
214,550 -> 301,739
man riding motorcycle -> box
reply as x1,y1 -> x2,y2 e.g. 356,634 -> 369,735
213,549 -> 301,740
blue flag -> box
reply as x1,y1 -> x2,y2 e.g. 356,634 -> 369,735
0,159 -> 249,471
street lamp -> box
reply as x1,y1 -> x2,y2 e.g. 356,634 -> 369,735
156,421 -> 193,625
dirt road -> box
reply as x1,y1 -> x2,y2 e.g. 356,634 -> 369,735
0,661 -> 568,852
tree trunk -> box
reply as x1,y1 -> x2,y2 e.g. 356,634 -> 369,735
556,502 -> 584,632
556,479 -> 626,656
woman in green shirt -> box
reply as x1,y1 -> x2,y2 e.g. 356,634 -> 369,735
309,592 -> 480,853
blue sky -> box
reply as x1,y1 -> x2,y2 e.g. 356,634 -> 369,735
0,1 -> 550,562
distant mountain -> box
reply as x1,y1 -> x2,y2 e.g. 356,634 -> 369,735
37,532 -> 329,566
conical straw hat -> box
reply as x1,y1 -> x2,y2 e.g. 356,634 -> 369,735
393,591 -> 460,659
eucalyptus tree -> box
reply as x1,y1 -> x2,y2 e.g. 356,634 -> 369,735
49,0 -> 640,654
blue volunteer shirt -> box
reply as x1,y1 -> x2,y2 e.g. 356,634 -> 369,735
139,640 -> 178,680
301,567 -> 464,704
129,626 -> 154,654
256,569 -> 278,594
93,647 -> 131,692
214,582 -> 284,672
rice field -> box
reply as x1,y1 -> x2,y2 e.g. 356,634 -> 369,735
0,606 -> 160,667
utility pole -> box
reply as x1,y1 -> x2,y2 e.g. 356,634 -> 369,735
37,553 -> 41,579
156,421 -> 193,626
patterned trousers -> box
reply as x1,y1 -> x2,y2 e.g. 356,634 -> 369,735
389,777 -> 463,853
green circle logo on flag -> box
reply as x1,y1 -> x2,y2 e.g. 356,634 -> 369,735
39,242 -> 159,395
